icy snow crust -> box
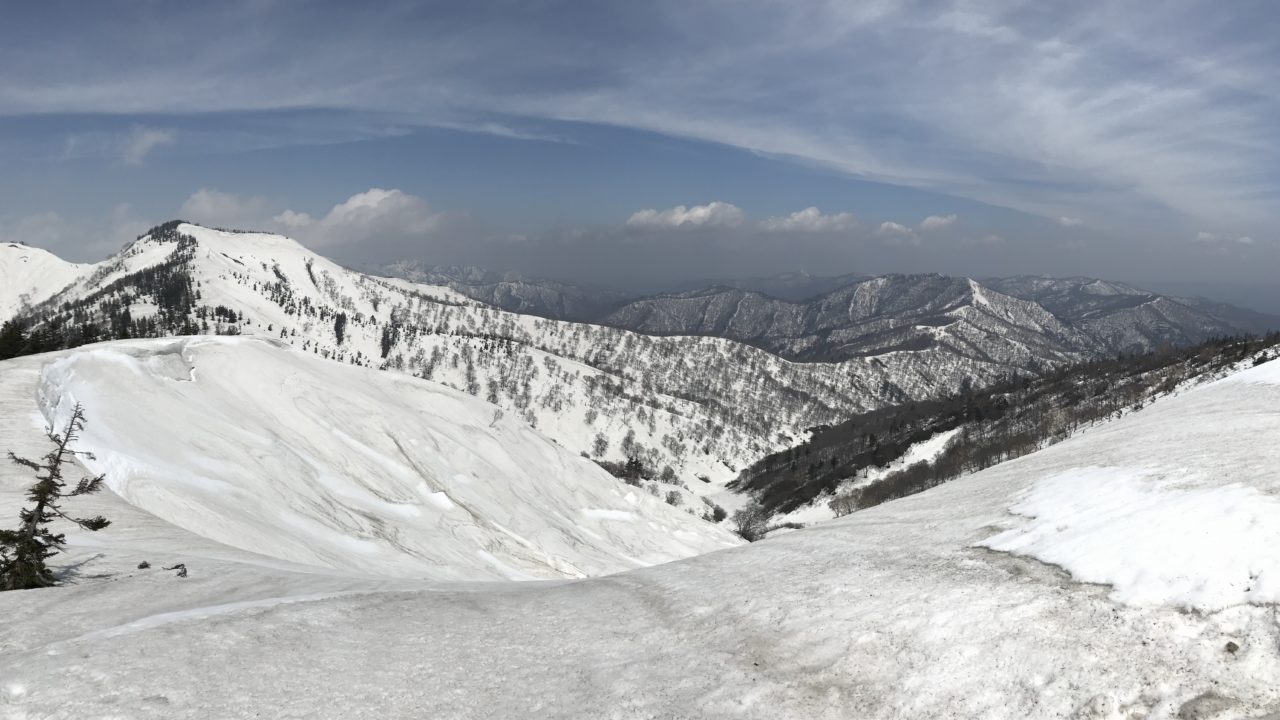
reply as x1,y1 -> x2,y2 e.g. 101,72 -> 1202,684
31,337 -> 738,581
3,346 -> 1280,716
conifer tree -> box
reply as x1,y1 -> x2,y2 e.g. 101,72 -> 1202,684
0,404 -> 111,591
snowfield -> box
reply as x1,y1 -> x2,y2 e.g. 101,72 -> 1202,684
32,337 -> 738,580
4,344 -> 1280,717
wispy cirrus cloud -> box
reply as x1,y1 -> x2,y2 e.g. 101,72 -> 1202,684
121,126 -> 174,165
3,0 -> 1274,238
2,0 -> 1278,303
1193,231 -> 1256,246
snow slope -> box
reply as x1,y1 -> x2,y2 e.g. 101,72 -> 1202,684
4,349 -> 1280,717
0,242 -> 89,319
15,222 -> 1054,499
30,337 -> 738,581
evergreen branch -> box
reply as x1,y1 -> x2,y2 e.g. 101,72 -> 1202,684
68,475 -> 106,497
6,451 -> 41,472
46,504 -> 111,532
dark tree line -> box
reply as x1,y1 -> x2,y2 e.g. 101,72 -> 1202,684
736,332 -> 1280,517
1,225 -> 205,360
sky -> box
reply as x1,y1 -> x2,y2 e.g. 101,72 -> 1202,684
1,1 -> 1277,309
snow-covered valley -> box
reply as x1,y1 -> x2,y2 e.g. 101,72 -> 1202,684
3,336 -> 1280,717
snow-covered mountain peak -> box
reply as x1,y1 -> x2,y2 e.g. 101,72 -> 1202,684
168,222 -> 329,265
0,241 -> 91,319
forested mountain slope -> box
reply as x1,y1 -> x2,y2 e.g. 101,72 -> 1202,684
737,333 -> 1280,522
601,275 -> 1092,362
986,275 -> 1280,350
604,274 -> 1274,361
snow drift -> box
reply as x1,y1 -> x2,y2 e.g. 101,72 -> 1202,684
35,336 -> 739,580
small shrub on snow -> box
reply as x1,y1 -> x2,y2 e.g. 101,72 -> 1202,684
1,404 -> 111,591
829,491 -> 860,518
732,502 -> 769,542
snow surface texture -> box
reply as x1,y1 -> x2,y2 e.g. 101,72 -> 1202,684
981,467 -> 1280,610
5,345 -> 1280,717
33,337 -> 737,581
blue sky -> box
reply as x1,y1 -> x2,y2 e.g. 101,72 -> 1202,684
2,1 -> 1278,308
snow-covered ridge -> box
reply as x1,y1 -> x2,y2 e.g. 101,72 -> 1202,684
35,336 -> 739,580
11,222 -> 1042,495
0,242 -> 91,319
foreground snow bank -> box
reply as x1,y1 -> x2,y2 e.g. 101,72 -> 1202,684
981,466 -> 1280,610
5,348 -> 1280,718
35,337 -> 738,580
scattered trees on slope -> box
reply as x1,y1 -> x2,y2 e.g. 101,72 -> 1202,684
733,333 -> 1280,520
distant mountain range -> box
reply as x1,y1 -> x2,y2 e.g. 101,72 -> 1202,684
665,270 -> 870,302
374,260 -> 632,322
376,263 -> 1280,361
6,224 -> 1278,496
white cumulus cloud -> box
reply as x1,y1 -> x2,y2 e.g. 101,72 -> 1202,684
275,188 -> 443,248
918,214 -> 957,231
876,221 -> 919,245
877,221 -> 912,236
180,188 -> 272,228
177,187 -> 445,250
759,207 -> 857,232
626,202 -> 744,230
0,205 -> 148,261
1057,216 -> 1084,227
